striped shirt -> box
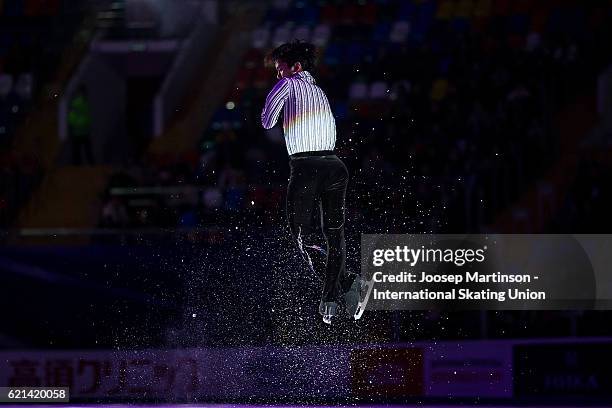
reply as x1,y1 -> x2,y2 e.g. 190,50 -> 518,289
261,70 -> 336,155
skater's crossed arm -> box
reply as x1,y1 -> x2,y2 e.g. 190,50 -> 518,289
261,77 -> 290,129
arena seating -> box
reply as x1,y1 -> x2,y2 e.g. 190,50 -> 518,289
101,0 -> 612,236
0,1 -> 87,227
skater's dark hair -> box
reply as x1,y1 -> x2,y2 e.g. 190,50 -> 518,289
269,39 -> 316,71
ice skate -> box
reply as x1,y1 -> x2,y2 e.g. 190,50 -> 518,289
318,300 -> 337,324
353,278 -> 375,321
343,274 -> 363,317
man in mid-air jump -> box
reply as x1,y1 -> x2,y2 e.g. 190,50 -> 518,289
261,40 -> 362,324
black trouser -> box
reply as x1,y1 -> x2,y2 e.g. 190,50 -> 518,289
286,150 -> 355,302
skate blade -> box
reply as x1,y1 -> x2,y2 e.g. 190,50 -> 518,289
304,244 -> 327,256
323,314 -> 333,324
354,279 -> 375,321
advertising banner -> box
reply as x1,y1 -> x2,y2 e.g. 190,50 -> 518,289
514,342 -> 612,397
424,341 -> 512,397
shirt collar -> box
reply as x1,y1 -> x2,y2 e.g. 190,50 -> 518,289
291,70 -> 316,84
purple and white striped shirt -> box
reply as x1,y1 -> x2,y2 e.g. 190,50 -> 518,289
261,70 -> 336,156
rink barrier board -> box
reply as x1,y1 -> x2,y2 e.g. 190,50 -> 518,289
0,338 -> 611,401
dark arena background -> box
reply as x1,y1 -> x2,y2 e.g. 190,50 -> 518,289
1,0 -> 612,407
